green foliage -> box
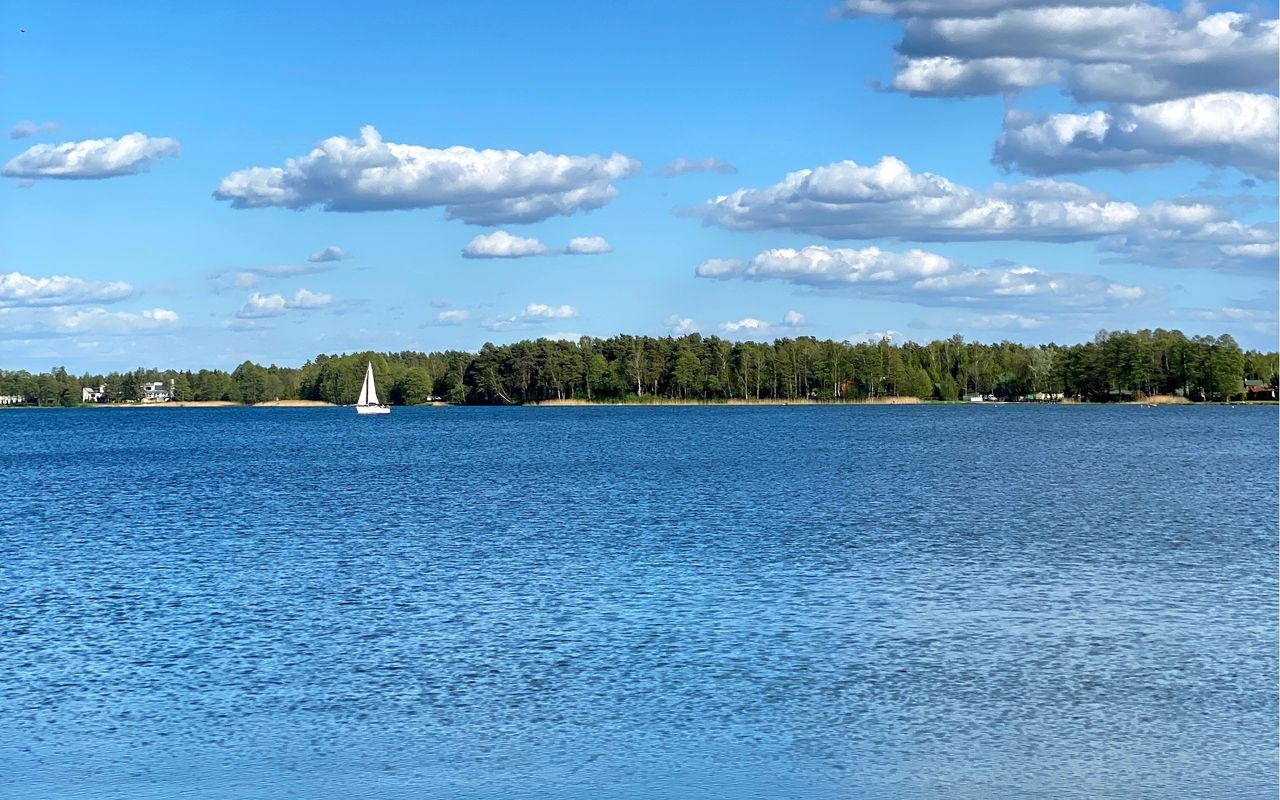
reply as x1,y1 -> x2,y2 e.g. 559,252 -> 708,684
1,328 -> 1273,407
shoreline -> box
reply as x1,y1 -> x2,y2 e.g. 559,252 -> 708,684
522,396 -> 1280,404
82,399 -> 335,409
3,398 -> 1274,410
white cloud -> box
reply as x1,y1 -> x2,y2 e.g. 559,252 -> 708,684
890,56 -> 1061,96
699,156 -> 1139,240
208,263 -> 335,291
864,4 -> 1280,104
664,314 -> 699,334
10,120 -> 59,140
1100,212 -> 1278,272
564,236 -> 613,255
308,245 -> 349,263
1219,242 -> 1279,260
222,318 -> 270,333
462,230 -> 549,259
433,309 -> 471,325
692,258 -> 744,278
288,288 -> 332,309
236,288 -> 331,317
995,93 -> 1279,179
213,125 -> 640,224
237,292 -> 287,319
719,318 -> 770,335
697,156 -> 1274,269
523,303 -> 576,320
482,303 -> 579,331
1181,294 -> 1278,336
845,329 -> 900,343
56,307 -> 179,334
656,157 -> 738,177
1105,284 -> 1145,301
481,315 -> 520,331
717,310 -> 811,338
697,244 -> 1148,310
0,272 -> 134,308
2,132 -> 180,179
956,313 -> 1044,329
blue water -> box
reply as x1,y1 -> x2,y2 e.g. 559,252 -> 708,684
0,405 -> 1275,799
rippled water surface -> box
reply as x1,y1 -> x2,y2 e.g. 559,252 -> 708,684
1,405 -> 1276,799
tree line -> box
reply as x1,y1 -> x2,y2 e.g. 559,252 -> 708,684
2,329 -> 1276,407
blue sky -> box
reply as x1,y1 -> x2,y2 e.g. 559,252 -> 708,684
1,0 -> 1276,371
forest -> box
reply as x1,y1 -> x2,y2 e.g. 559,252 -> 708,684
2,328 -> 1276,407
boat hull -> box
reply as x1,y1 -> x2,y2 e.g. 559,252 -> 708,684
355,405 -> 391,415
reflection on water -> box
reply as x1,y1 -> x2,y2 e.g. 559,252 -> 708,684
1,405 -> 1275,799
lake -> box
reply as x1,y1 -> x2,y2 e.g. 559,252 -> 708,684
1,405 -> 1275,799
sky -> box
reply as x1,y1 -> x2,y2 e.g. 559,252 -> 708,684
1,0 -> 1277,372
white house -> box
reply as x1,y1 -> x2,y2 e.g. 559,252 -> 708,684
0,394 -> 25,406
82,384 -> 107,403
141,380 -> 173,403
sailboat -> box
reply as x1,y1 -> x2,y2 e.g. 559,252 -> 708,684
355,361 -> 390,415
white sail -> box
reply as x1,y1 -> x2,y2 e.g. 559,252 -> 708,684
365,362 -> 380,405
355,361 -> 389,413
357,361 -> 379,406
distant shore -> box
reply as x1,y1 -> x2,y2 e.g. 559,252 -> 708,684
84,399 -> 336,409
526,395 -> 1279,407
5,395 -> 1275,410
531,396 -> 926,406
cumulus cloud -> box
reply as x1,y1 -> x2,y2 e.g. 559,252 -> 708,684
523,303 -> 576,320
1100,215 -> 1279,272
845,329 -> 901,343
208,263 -> 335,291
697,244 -> 1148,310
564,236 -> 613,255
236,292 -> 287,319
718,310 -> 810,338
462,230 -> 548,259
995,93 -> 1279,179
696,155 -> 1275,269
2,132 -> 179,180
699,156 -> 1140,240
308,245 -> 349,263
0,306 -> 178,340
890,56 -> 1061,96
213,125 -> 640,224
10,120 -> 59,140
0,272 -> 134,308
288,288 -> 332,309
720,318 -> 770,335
236,289 -> 331,318
44,307 -> 178,335
655,157 -> 738,177
864,4 -> 1280,104
664,314 -> 699,335
482,303 -> 578,331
